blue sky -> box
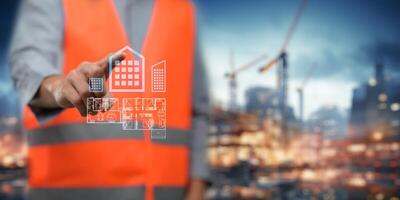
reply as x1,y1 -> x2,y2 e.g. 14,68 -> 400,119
195,0 -> 400,118
0,0 -> 400,119
0,0 -> 19,117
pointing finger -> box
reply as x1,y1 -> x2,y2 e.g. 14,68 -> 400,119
96,53 -> 126,78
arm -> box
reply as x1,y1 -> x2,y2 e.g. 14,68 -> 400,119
9,0 -> 124,118
9,0 -> 64,116
30,54 -> 125,116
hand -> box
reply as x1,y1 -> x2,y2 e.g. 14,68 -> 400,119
185,179 -> 206,200
30,53 -> 125,116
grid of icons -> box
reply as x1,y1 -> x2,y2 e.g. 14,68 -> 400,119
152,61 -> 166,92
88,46 -> 168,139
88,77 -> 104,92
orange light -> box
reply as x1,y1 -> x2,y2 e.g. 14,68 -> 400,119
348,177 -> 366,187
371,131 -> 384,141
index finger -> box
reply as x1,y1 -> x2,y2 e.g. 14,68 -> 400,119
96,53 -> 126,77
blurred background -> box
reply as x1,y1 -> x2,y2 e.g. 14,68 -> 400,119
0,0 -> 399,199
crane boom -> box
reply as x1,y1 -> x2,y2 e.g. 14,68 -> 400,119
225,53 -> 268,79
258,0 -> 308,73
281,0 -> 308,52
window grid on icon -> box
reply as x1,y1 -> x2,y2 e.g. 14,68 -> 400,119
109,46 -> 145,92
89,78 -> 104,92
152,61 -> 166,92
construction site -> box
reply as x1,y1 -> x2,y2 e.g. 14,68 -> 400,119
0,0 -> 399,200
203,0 -> 400,199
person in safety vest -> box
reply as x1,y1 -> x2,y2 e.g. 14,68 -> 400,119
9,0 -> 210,200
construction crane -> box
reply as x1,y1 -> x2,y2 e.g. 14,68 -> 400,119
225,51 -> 268,112
258,0 -> 308,143
297,63 -> 317,125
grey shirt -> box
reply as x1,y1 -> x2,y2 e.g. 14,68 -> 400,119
9,0 -> 209,180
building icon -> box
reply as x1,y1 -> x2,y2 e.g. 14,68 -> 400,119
109,46 -> 145,92
151,60 -> 166,92
88,77 -> 104,92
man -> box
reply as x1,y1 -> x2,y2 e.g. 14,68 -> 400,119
9,0 -> 209,200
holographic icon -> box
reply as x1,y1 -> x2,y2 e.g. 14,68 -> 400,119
88,77 -> 104,92
121,98 -> 166,132
109,46 -> 145,93
86,97 -> 121,123
86,97 -> 167,139
86,46 -> 169,139
151,60 -> 166,92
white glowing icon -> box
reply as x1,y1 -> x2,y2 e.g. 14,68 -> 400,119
109,46 -> 145,93
151,60 -> 166,92
87,46 -> 168,139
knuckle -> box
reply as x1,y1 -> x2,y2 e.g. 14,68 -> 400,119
67,70 -> 77,81
78,62 -> 91,73
80,61 -> 91,67
88,65 -> 103,77
85,65 -> 98,76
61,84 -> 69,96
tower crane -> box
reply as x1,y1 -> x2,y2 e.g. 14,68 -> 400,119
297,63 -> 317,125
225,51 -> 268,111
258,0 -> 308,143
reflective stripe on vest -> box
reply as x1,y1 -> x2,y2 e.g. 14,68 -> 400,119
28,124 -> 189,146
24,0 -> 196,199
29,187 -> 145,200
29,186 -> 185,200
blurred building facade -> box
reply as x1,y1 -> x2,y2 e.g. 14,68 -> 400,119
348,63 -> 400,140
245,86 -> 296,122
306,106 -> 347,140
245,86 -> 298,142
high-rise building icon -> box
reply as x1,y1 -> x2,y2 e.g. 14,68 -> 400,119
109,46 -> 145,92
151,60 -> 166,92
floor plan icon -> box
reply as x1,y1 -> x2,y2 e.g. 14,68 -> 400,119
121,98 -> 166,131
109,46 -> 145,92
87,97 -> 121,123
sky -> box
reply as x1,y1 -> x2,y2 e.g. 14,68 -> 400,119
0,0 -> 400,120
0,0 -> 19,117
195,0 -> 400,119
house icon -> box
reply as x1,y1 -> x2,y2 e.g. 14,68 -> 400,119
109,46 -> 145,92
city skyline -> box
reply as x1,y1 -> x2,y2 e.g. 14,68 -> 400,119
196,0 -> 400,119
0,0 -> 400,121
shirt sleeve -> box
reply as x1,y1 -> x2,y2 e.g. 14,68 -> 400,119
8,0 -> 64,122
190,38 -> 211,181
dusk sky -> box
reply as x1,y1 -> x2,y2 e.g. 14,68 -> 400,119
195,0 -> 400,118
1,0 -> 400,119
0,0 -> 19,117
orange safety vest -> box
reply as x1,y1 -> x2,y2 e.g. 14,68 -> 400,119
22,0 -> 195,200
